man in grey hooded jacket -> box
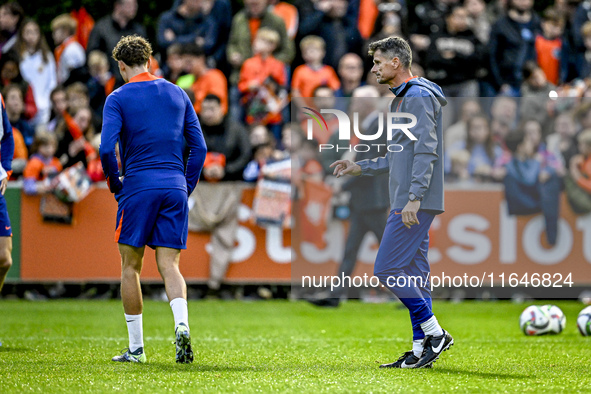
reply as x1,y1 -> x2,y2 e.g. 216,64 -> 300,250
331,36 -> 453,369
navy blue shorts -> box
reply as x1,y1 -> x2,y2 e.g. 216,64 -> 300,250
0,194 -> 11,237
115,188 -> 188,249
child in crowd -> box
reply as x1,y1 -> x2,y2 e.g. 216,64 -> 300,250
520,61 -> 555,127
446,114 -> 500,181
447,150 -> 472,184
47,86 -> 68,132
163,43 -> 184,84
1,55 -> 37,123
547,111 -> 579,170
292,36 -> 340,108
23,131 -> 62,195
50,14 -> 85,84
16,19 -> 57,126
87,50 -> 115,114
56,106 -> 96,169
535,7 -> 565,86
238,28 -> 287,139
3,84 -> 34,149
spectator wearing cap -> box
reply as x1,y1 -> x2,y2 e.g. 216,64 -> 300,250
177,43 -> 227,115
489,0 -> 541,96
86,0 -> 146,86
51,14 -> 86,85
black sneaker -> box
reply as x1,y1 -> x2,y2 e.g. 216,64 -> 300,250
414,330 -> 453,368
379,351 -> 432,369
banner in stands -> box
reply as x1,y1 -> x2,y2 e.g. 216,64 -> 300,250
16,186 -> 591,285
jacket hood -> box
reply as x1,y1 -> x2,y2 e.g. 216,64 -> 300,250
390,77 -> 448,106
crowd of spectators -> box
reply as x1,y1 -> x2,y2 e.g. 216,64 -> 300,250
3,0 -> 591,222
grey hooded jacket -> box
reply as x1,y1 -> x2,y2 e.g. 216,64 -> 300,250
356,77 -> 448,214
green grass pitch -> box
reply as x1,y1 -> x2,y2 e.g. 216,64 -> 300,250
0,300 -> 590,392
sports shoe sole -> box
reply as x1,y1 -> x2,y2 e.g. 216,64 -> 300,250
175,329 -> 194,364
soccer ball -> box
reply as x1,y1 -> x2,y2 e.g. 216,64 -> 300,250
577,306 -> 591,336
520,305 -> 551,335
543,304 -> 566,334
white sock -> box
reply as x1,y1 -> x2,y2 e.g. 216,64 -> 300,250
420,316 -> 444,337
124,313 -> 144,352
412,339 -> 424,357
170,298 -> 189,329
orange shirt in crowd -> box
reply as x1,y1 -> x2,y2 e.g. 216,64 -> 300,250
272,2 -> 299,39
238,54 -> 286,93
12,128 -> 28,160
358,0 -> 379,39
248,18 -> 262,44
23,155 -> 63,181
190,69 -> 228,114
577,155 -> 591,194
535,35 -> 561,86
292,64 -> 341,98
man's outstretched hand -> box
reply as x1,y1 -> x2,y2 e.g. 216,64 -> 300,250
330,160 -> 362,178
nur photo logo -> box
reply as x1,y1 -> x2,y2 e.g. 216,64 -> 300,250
303,107 -> 419,153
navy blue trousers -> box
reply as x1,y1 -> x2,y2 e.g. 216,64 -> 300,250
374,209 -> 436,340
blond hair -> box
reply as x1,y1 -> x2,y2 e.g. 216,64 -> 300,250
256,27 -> 281,47
88,50 -> 109,69
50,14 -> 77,35
300,35 -> 325,52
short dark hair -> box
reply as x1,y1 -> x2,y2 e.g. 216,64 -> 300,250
181,43 -> 205,58
112,35 -> 152,67
203,94 -> 221,104
542,7 -> 564,24
167,43 -> 182,57
505,129 -> 526,153
368,36 -> 412,69
50,85 -> 66,99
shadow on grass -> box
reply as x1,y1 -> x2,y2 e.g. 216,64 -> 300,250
0,346 -> 31,353
427,367 -> 534,380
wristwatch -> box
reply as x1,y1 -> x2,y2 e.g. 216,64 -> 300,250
409,193 -> 423,202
